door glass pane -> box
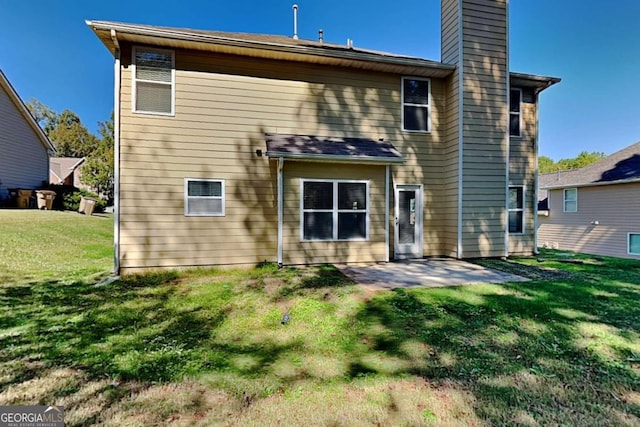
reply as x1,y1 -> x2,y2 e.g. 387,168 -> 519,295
303,182 -> 333,209
303,212 -> 333,240
338,183 -> 366,210
398,190 -> 415,244
338,213 -> 366,239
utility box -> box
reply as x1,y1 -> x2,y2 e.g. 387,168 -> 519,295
36,190 -> 57,210
17,189 -> 32,209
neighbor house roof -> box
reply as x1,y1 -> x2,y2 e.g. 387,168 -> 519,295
50,157 -> 85,183
540,142 -> 640,191
266,133 -> 405,164
86,20 -> 560,88
0,69 -> 55,153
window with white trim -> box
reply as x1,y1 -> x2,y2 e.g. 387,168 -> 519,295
563,188 -> 577,212
184,179 -> 225,216
402,77 -> 430,132
301,180 -> 368,241
629,233 -> 640,255
509,88 -> 522,137
133,47 -> 174,115
508,186 -> 524,234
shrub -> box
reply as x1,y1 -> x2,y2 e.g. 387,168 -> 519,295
41,185 -> 106,212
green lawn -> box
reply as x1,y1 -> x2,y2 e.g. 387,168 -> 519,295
0,210 -> 638,426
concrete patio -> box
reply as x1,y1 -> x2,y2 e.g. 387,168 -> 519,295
338,258 -> 528,291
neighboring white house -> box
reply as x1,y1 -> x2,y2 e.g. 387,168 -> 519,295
0,69 -> 55,202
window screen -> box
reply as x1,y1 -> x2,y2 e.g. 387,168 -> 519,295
508,186 -> 524,233
509,89 -> 521,137
185,179 -> 224,216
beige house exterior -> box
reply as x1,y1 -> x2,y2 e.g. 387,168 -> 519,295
0,69 -> 55,202
88,0 -> 559,273
538,142 -> 640,259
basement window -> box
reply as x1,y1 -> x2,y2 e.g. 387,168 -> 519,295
402,77 -> 430,132
508,186 -> 524,234
301,180 -> 368,241
629,234 -> 640,255
510,88 -> 522,137
184,179 -> 225,216
133,47 -> 175,115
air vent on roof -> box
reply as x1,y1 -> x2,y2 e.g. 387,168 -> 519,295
292,4 -> 298,40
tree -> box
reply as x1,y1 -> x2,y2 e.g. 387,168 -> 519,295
81,113 -> 114,202
538,156 -> 555,173
539,151 -> 606,174
26,98 -> 58,134
47,110 -> 99,157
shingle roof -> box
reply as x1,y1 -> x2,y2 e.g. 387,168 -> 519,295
265,133 -> 405,164
539,142 -> 640,190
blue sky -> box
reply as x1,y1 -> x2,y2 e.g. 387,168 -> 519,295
1,0 -> 639,160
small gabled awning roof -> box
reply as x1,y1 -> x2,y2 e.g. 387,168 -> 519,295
265,133 -> 405,164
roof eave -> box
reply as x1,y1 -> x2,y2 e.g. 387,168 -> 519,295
266,151 -> 406,165
510,71 -> 561,93
86,20 -> 456,78
541,177 -> 640,190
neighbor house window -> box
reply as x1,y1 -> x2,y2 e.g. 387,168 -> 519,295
402,77 -> 430,132
508,186 -> 524,234
301,180 -> 368,241
563,188 -> 577,212
509,88 -> 522,137
629,234 -> 640,255
133,47 -> 175,115
184,179 -> 225,216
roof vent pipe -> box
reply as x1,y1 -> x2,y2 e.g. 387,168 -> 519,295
292,4 -> 298,40
318,29 -> 323,43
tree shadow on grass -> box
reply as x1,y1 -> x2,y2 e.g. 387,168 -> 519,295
352,257 -> 640,425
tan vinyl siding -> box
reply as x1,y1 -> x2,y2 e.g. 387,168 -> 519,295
508,88 -> 537,255
118,43 -> 449,270
0,84 -> 49,197
538,183 -> 640,259
282,163 -> 386,264
460,0 -> 508,257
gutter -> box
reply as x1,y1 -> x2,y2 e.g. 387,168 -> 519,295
265,152 -> 406,165
86,20 -> 456,75
541,177 -> 640,191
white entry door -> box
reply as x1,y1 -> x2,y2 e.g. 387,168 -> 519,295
394,184 -> 423,259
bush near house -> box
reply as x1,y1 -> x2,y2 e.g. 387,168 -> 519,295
40,184 -> 106,212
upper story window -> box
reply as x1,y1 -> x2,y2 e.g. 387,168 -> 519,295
509,88 -> 522,137
184,178 -> 225,216
133,47 -> 175,115
629,234 -> 640,255
563,188 -> 578,212
508,186 -> 524,234
402,77 -> 430,132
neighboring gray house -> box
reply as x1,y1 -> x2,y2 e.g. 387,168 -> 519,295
538,142 -> 640,259
0,69 -> 55,201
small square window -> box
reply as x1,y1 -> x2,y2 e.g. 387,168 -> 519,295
185,179 -> 225,216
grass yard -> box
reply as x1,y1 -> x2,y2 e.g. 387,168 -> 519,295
0,210 -> 639,425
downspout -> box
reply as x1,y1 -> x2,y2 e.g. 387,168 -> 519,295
385,164 -> 390,262
277,157 -> 284,266
504,0 -> 510,258
456,0 -> 464,259
111,29 -> 121,274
